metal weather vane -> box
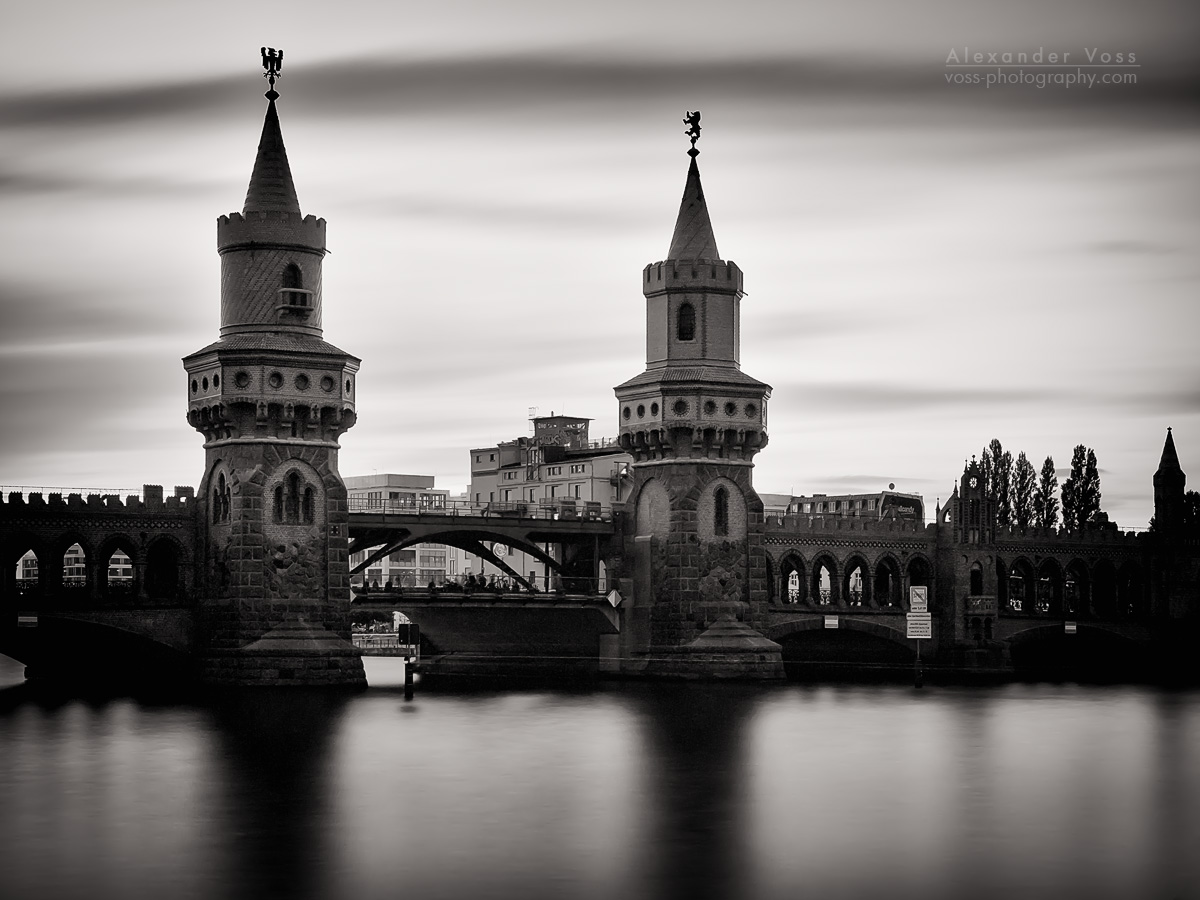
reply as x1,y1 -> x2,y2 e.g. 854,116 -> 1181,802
683,110 -> 702,155
261,47 -> 284,99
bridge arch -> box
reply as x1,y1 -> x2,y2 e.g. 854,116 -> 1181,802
842,553 -> 870,609
96,533 -> 139,600
145,535 -> 188,601
765,616 -> 916,673
1064,558 -> 1090,617
1007,556 -> 1036,614
1036,557 -> 1064,615
1006,621 -> 1148,678
778,551 -> 805,605
873,554 -> 902,609
1092,558 -> 1118,618
810,552 -> 838,608
1117,561 -> 1145,620
4,532 -> 49,603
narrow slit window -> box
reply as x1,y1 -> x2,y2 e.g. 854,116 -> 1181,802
677,302 -> 696,341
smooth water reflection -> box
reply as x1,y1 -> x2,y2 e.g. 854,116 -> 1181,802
1,655 -> 1198,900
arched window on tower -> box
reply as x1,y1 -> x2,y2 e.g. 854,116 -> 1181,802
212,473 -> 230,524
273,471 -> 309,524
714,486 -> 728,536
677,302 -> 696,342
970,562 -> 983,596
277,263 -> 313,319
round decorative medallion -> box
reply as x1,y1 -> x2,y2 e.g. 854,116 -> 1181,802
650,402 -> 659,416
320,375 -> 335,392
673,399 -> 688,416
745,403 -> 757,418
234,371 -> 251,389
724,401 -> 736,416
212,373 -> 220,388
704,400 -> 717,415
636,404 -> 645,418
202,376 -> 209,391
191,379 -> 198,394
295,374 -> 310,391
623,406 -> 631,420
268,372 -> 283,389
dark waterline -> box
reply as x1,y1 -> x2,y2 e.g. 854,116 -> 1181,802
1,655 -> 1198,900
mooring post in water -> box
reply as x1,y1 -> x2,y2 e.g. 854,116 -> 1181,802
404,657 -> 415,700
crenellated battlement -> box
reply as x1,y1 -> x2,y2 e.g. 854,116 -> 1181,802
992,523 -> 1144,547
643,258 -> 743,296
217,210 -> 326,253
766,514 -> 933,537
1,484 -> 194,516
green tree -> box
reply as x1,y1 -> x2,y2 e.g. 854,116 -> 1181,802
1062,445 -> 1102,530
1033,455 -> 1059,530
1012,451 -> 1036,530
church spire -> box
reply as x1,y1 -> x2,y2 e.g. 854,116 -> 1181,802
1159,426 -> 1181,472
668,155 -> 720,260
243,48 -> 300,215
243,98 -> 300,214
667,115 -> 720,260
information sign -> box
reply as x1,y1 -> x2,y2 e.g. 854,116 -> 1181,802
909,586 -> 928,613
824,615 -> 839,629
906,612 -> 932,639
1064,621 -> 1077,634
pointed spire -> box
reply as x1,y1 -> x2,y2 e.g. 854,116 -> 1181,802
243,96 -> 301,215
668,152 -> 720,260
1159,427 -> 1181,471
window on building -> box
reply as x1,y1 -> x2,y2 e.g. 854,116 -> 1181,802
274,471 -> 314,524
970,562 -> 983,596
678,302 -> 696,341
714,486 -> 729,536
504,471 -> 518,480
366,490 -> 382,509
573,484 -> 582,499
547,466 -> 562,476
549,485 -> 558,498
502,489 -> 512,501
489,453 -> 495,461
570,464 -> 587,474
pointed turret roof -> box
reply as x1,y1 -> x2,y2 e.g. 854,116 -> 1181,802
1159,427 -> 1181,472
243,96 -> 300,215
667,152 -> 720,260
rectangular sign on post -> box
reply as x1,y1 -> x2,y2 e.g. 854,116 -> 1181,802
1064,621 -> 1077,634
906,612 -> 932,639
824,615 -> 839,629
909,586 -> 928,613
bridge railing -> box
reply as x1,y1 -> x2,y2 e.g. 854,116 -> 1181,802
353,573 -> 614,599
348,496 -> 614,523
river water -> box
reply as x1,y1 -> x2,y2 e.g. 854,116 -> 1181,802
1,655 -> 1198,900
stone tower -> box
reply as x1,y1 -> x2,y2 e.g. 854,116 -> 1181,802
1154,427 -> 1186,534
615,124 -> 781,677
182,67 -> 365,686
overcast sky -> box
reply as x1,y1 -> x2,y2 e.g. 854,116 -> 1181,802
1,0 -> 1197,528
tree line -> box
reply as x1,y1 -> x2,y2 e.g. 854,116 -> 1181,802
977,438 -> 1102,532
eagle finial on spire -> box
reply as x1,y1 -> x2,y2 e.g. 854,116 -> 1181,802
683,110 -> 701,157
261,46 -> 284,100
